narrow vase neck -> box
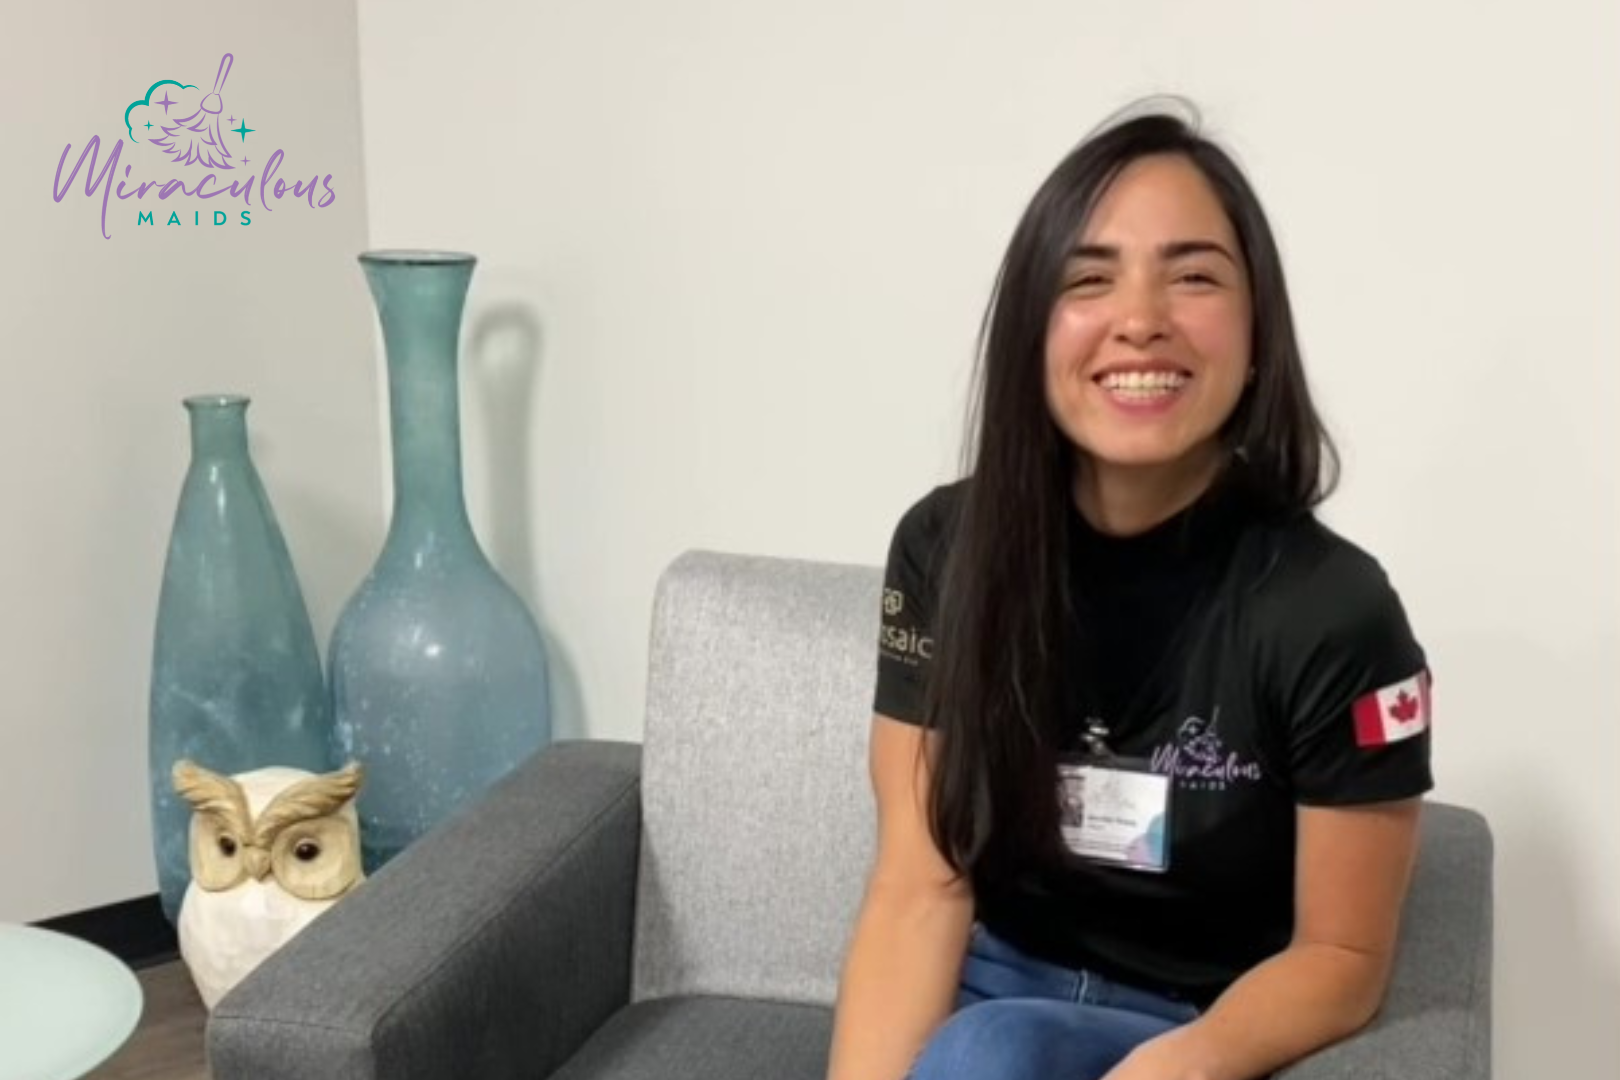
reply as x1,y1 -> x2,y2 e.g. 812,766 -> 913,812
186,395 -> 251,464
363,253 -> 478,550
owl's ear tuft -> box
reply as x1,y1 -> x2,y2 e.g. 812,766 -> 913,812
334,761 -> 364,796
172,758 -> 208,791
173,759 -> 253,836
253,762 -> 366,844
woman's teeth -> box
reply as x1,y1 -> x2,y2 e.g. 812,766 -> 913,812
1098,371 -> 1188,399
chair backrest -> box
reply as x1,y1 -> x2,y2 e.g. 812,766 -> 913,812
632,550 -> 881,1005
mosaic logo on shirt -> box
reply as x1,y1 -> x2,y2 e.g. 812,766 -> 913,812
878,588 -> 933,666
1150,710 -> 1262,792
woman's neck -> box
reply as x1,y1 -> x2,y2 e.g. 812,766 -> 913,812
1073,445 -> 1226,538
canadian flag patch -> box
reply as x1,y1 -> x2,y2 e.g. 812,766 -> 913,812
1353,670 -> 1432,748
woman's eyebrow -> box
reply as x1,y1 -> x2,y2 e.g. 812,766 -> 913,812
1066,239 -> 1238,265
1161,239 -> 1239,265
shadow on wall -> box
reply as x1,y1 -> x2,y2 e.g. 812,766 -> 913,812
1490,782 -> 1620,1076
466,301 -> 587,743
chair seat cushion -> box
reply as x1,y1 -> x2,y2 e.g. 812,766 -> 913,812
550,996 -> 832,1080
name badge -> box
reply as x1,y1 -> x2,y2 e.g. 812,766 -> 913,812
1056,759 -> 1172,873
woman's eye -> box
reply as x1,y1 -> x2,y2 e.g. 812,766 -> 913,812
1177,271 -> 1218,286
1066,274 -> 1108,290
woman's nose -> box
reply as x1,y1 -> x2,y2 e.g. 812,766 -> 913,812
1112,282 -> 1170,347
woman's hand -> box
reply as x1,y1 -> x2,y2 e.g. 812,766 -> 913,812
1100,1025 -> 1216,1080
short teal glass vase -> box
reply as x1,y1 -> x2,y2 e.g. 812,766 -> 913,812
148,395 -> 333,925
330,250 -> 552,871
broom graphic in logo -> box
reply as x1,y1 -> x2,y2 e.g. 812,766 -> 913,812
148,53 -> 236,170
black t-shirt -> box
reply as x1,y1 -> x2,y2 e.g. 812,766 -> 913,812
873,477 -> 1433,1006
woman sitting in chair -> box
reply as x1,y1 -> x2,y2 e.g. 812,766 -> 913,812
826,102 -> 1432,1080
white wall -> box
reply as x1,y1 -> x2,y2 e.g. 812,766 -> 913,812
0,1 -> 381,921
399,0 -> 1611,1073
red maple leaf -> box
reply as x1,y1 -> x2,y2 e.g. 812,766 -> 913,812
1388,690 -> 1421,723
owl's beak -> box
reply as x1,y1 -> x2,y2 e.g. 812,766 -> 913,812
243,847 -> 271,880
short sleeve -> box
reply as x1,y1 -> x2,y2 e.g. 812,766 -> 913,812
1260,541 -> 1435,806
873,487 -> 955,723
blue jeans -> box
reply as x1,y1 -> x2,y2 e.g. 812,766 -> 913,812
906,926 -> 1200,1080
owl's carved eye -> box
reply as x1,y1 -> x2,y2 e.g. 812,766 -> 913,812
218,836 -> 238,857
294,840 -> 321,862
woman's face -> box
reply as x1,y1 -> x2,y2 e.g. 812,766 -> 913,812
1044,153 -> 1253,475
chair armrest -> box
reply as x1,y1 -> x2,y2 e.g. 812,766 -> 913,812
1281,802 -> 1493,1080
208,740 -> 642,1080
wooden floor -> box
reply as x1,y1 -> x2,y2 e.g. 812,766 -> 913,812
86,961 -> 210,1080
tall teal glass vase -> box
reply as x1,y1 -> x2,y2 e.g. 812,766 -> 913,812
331,250 -> 552,872
148,395 -> 333,925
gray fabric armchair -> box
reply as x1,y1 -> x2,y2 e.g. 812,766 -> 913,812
208,551 -> 1493,1080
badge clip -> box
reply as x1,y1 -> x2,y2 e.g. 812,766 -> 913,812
1081,717 -> 1112,760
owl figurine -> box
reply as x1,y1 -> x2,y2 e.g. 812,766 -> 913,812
171,758 -> 366,1009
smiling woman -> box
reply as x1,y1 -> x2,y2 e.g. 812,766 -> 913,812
826,100 -> 1431,1080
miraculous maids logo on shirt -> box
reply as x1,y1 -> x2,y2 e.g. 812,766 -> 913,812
51,52 -> 338,239
1149,710 -> 1262,793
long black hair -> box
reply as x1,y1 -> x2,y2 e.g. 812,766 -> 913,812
923,100 -> 1338,881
